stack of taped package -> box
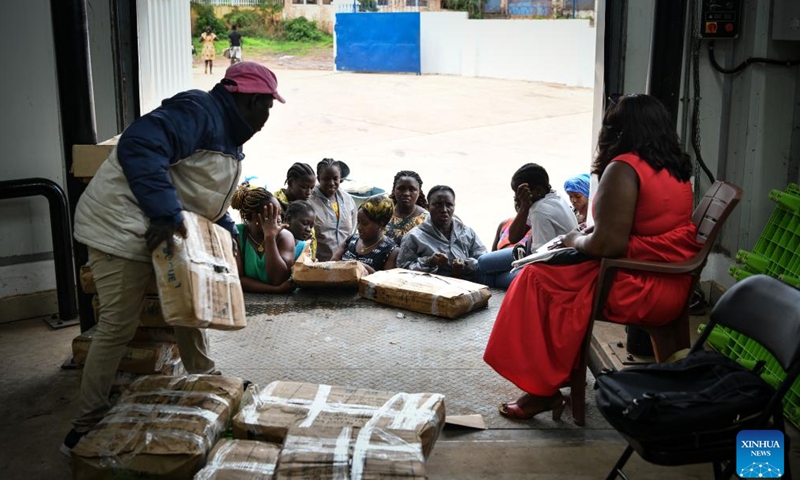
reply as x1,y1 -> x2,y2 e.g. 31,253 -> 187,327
75,267 -> 184,392
71,374 -> 244,479
228,380 -> 445,478
359,269 -> 491,319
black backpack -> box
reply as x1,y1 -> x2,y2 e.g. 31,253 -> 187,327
594,350 -> 775,439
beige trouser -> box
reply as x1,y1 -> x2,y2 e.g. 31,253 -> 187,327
73,247 -> 216,432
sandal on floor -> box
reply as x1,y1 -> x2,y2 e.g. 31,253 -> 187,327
498,393 -> 566,421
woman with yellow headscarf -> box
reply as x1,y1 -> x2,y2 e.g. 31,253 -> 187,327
331,194 -> 398,273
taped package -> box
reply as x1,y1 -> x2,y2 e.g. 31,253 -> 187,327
80,264 -> 158,295
152,211 -> 246,330
194,439 -> 280,480
276,426 -> 427,479
232,381 -> 445,459
72,374 -> 244,479
292,246 -> 368,288
359,269 -> 491,319
72,326 -> 179,374
92,294 -> 169,328
81,359 -> 186,395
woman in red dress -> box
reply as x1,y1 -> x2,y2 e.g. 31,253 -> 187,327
484,94 -> 703,420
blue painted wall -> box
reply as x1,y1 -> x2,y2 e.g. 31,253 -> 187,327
335,12 -> 421,74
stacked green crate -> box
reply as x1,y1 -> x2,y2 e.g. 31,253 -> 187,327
729,184 -> 800,283
698,323 -> 800,428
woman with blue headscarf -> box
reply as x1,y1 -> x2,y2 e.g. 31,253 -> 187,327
564,173 -> 591,225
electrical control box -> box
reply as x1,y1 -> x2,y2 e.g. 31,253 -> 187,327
699,0 -> 742,39
773,0 -> 800,41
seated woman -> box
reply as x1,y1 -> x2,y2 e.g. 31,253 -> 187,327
385,170 -> 429,246
275,162 -> 318,258
564,173 -> 591,225
231,183 -> 306,293
332,195 -> 398,273
491,201 -> 531,251
309,158 -> 357,262
476,164 -> 577,289
397,185 -> 486,280
284,200 -> 316,258
484,94 -> 702,420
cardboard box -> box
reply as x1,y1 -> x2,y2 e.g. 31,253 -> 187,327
359,269 -> 491,319
72,375 -> 244,480
276,426 -> 427,479
92,294 -> 169,328
71,135 -> 120,180
81,359 -> 186,395
71,327 -> 179,374
194,439 -> 280,480
232,381 -> 445,459
152,211 -> 246,330
292,257 -> 368,288
81,264 -> 158,295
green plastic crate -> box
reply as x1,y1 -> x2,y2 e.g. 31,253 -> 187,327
699,323 -> 800,428
731,184 -> 800,286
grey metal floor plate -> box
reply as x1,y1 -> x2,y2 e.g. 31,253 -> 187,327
209,288 -> 606,429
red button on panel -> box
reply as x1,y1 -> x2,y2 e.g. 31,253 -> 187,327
706,22 -> 718,33
725,23 -> 734,32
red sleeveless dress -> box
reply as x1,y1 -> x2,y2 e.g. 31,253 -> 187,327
484,154 -> 702,396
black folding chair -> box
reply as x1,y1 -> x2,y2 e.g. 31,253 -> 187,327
603,275 -> 800,480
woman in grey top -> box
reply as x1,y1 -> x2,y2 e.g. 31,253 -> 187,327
398,185 -> 486,280
309,158 -> 357,261
476,163 -> 578,288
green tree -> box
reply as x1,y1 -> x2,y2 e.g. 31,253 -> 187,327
191,2 -> 227,37
442,0 -> 486,19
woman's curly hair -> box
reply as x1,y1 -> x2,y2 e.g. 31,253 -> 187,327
230,182 -> 274,221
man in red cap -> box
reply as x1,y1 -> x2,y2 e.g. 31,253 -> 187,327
62,62 -> 285,455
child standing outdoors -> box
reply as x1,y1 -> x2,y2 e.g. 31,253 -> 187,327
309,158 -> 357,261
332,195 -> 398,273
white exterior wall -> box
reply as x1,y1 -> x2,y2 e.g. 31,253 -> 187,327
285,4 -> 337,34
0,0 -> 64,299
420,13 -> 596,88
137,0 -> 193,114
87,0 -> 120,141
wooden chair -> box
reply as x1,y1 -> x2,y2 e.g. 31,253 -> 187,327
569,181 -> 743,426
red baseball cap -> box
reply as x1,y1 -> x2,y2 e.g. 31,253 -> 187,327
222,61 -> 285,104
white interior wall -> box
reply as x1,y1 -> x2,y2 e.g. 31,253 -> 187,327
690,0 -> 800,287
137,0 -> 192,114
0,0 -> 64,297
420,14 -> 596,88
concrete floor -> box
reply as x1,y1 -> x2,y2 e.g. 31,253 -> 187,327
0,289 -> 719,480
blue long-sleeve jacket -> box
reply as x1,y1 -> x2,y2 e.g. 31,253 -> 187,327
115,84 -> 253,234
73,84 -> 255,261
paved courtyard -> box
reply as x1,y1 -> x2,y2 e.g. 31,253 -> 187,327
192,66 -> 595,243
